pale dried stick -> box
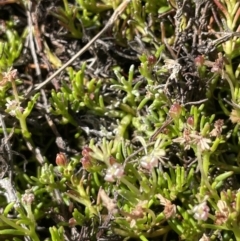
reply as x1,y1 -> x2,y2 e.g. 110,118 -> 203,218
26,0 -> 131,98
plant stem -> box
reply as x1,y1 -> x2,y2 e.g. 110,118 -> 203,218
232,227 -> 240,241
11,79 -> 19,103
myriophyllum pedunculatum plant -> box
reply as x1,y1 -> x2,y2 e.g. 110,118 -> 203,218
1,0 -> 240,240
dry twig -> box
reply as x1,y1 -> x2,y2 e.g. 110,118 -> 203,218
26,0 -> 131,98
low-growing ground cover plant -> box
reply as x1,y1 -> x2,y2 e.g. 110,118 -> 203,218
0,0 -> 240,240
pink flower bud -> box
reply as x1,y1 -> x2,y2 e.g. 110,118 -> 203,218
169,103 -> 182,119
81,156 -> 92,170
56,153 -> 67,166
187,116 -> 194,127
194,55 -> 205,67
22,193 -> 35,205
140,155 -> 158,170
192,201 -> 210,221
104,163 -> 124,182
82,146 -> 93,157
109,156 -> 117,165
69,218 -> 77,227
148,55 -> 157,65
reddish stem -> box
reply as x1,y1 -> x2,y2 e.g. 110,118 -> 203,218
233,8 -> 240,29
212,0 -> 230,20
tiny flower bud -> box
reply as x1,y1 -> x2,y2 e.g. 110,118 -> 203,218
9,69 -> 18,80
187,116 -> 194,127
82,146 -> 93,157
140,155 -> 158,170
230,109 -> 240,124
0,68 -> 18,86
69,218 -> 77,227
194,55 -> 205,67
192,201 -> 210,221
215,200 -> 229,225
89,93 -> 95,100
169,103 -> 182,119
104,163 -> 124,182
156,194 -> 176,219
199,233 -> 210,241
22,193 -> 35,205
5,99 -> 24,116
148,55 -> 157,65
211,53 -> 224,73
210,119 -> 224,137
109,156 -> 117,165
56,152 -> 67,166
81,156 -> 92,170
